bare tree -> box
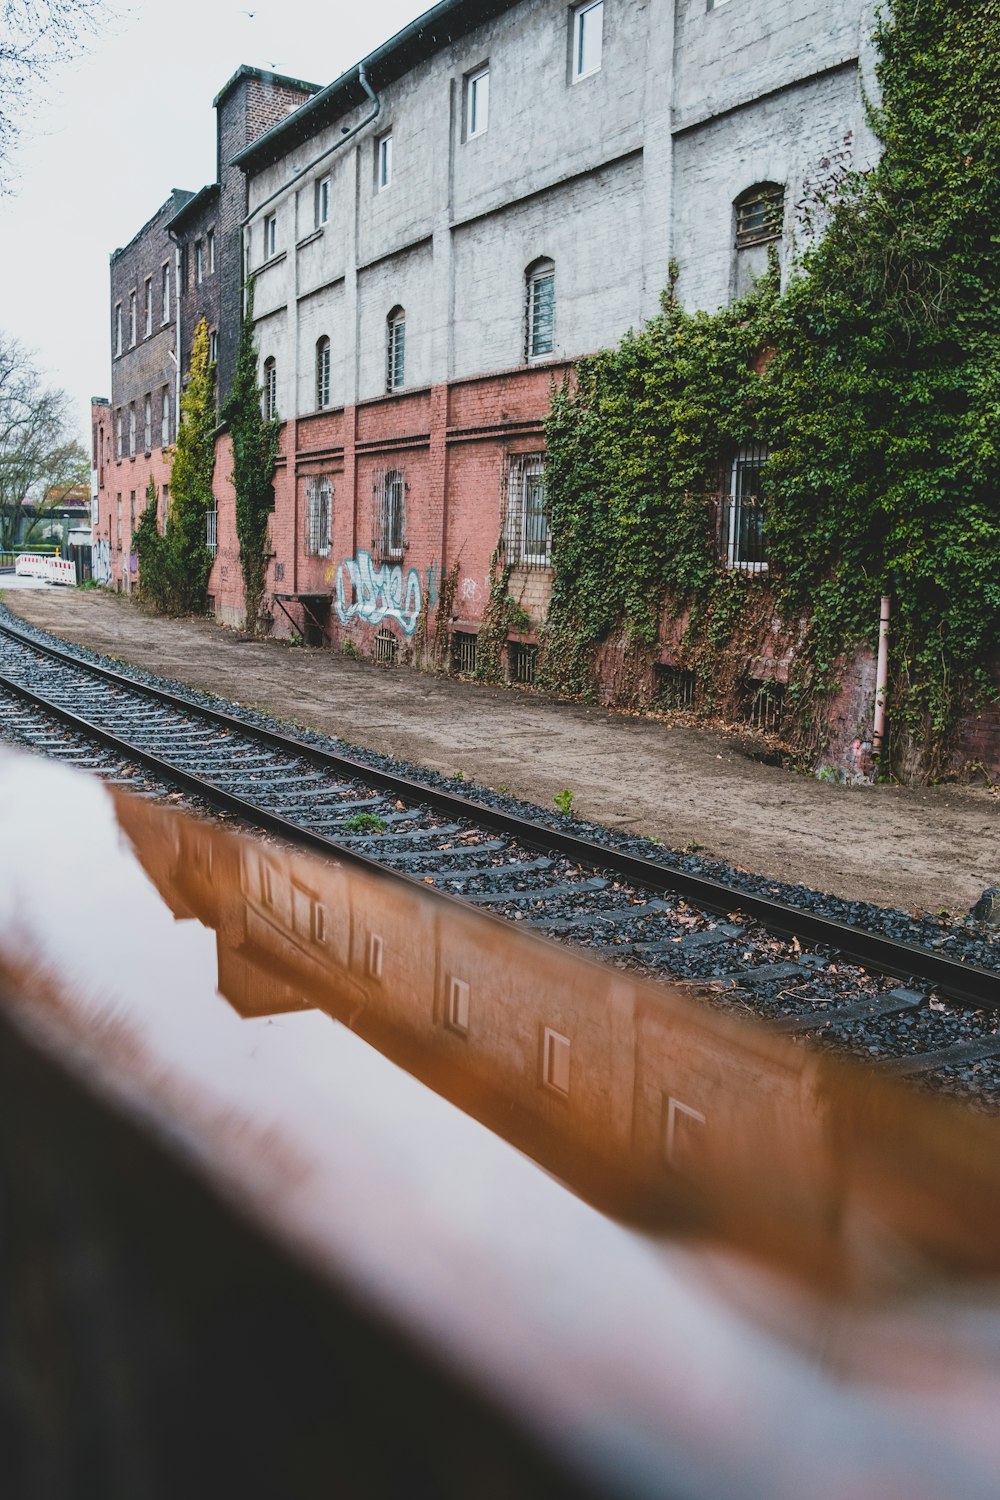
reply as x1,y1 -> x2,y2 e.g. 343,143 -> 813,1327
1,0 -> 107,187
0,333 -> 86,550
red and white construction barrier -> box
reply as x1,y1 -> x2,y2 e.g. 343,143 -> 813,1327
14,554 -> 76,585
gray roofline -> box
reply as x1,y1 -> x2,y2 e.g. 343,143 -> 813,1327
233,0 -> 522,175
213,63 -> 322,110
111,188 -> 195,262
165,181 -> 221,235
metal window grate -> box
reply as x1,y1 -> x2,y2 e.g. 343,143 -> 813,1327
655,665 -> 697,710
316,338 -> 330,408
453,631 -> 478,676
510,642 -> 537,685
526,263 -> 554,359
502,455 -> 551,568
745,679 -> 784,733
305,477 -> 332,556
735,185 -> 784,249
373,469 -> 405,560
386,309 -> 405,392
206,506 -> 218,556
374,626 -> 398,665
719,443 -> 768,570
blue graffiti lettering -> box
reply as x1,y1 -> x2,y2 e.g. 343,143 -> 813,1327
334,550 -> 423,635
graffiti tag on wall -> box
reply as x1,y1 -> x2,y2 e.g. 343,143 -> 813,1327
93,538 -> 112,586
334,550 -> 423,635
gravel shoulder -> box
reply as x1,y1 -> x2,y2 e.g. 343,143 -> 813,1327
4,587 -> 998,916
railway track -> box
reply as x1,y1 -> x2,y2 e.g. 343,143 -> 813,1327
2,612 -> 999,1096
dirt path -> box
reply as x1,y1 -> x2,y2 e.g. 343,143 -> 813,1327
5,588 -> 998,915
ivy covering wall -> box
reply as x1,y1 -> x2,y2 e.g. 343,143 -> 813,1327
541,0 -> 1000,778
134,317 -> 215,615
224,278 -> 280,638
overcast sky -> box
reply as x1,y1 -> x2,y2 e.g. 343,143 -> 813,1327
1,0 -> 429,445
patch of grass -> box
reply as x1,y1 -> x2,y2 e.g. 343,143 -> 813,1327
553,788 -> 575,816
342,812 -> 386,834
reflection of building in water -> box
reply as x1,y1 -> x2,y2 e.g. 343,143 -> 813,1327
116,792 -> 1000,1286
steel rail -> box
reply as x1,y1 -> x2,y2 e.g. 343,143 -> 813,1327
1,616 -> 998,1010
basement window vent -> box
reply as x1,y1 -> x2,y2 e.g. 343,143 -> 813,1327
744,678 -> 784,733
453,631 -> 478,676
655,665 -> 697,711
374,627 -> 399,665
510,642 -> 537,685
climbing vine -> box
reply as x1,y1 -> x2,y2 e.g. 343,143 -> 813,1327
541,0 -> 1000,777
134,316 -> 215,615
224,278 -> 280,637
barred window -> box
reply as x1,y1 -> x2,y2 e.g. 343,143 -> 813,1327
504,455 -> 550,567
386,307 -> 405,393
734,184 -> 784,249
316,336 -> 331,408
525,259 -> 554,361
721,443 -> 768,571
263,357 -> 277,420
373,468 -> 405,560
305,476 -> 333,557
206,502 -> 218,556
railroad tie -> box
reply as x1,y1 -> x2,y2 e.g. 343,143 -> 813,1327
773,986 -> 924,1033
876,1033 -> 1000,1076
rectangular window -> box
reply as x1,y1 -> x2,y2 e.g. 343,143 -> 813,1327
722,443 -> 768,571
128,290 -> 137,347
305,477 -> 332,557
315,175 -> 330,226
144,277 -> 152,337
504,455 -> 550,567
161,387 -> 170,446
572,0 -> 603,80
114,303 -> 122,356
376,132 -> 393,190
128,403 -> 136,458
129,490 -> 136,536
206,502 -> 218,556
161,263 -> 170,324
466,65 -> 490,138
264,214 -> 277,258
116,409 -> 123,458
161,483 -> 169,532
116,494 -> 122,548
195,239 -> 204,283
375,469 -> 404,560
386,311 -> 406,393
542,1027 -> 571,1095
207,228 -> 215,273
209,329 -> 218,365
446,976 -> 470,1034
143,394 -> 152,453
526,263 -> 555,360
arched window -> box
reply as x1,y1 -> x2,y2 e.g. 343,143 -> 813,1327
263,357 -> 277,421
733,183 -> 784,298
376,468 -> 405,559
525,258 -> 555,361
316,336 -> 331,408
386,307 -> 405,393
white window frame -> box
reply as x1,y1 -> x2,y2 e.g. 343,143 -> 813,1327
144,277 -> 152,337
315,175 -> 330,226
725,445 -> 769,573
264,214 -> 277,259
128,289 -> 137,347
161,263 -> 170,325
386,308 -> 406,393
572,0 -> 604,81
526,260 -> 555,361
143,394 -> 152,453
161,387 -> 170,447
207,228 -> 216,273
128,403 -> 136,458
209,329 -> 218,365
465,64 -> 490,139
263,358 -> 277,421
206,501 -> 218,556
377,132 -> 393,191
195,239 -> 204,283
114,303 -> 122,356
316,337 -> 331,408
505,455 -> 550,567
116,409 -> 123,458
446,976 -> 470,1034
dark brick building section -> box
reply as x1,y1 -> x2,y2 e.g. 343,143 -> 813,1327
168,68 -> 320,407
110,189 -> 192,458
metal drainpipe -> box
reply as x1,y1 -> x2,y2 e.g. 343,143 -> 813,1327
873,593 -> 891,762
240,64 -> 380,240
